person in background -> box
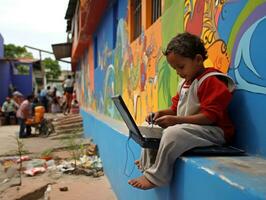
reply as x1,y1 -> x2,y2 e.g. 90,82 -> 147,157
39,86 -> 50,112
63,75 -> 74,114
51,96 -> 61,113
12,91 -> 24,107
31,96 -> 40,114
70,99 -> 80,114
16,95 -> 34,138
1,96 -> 17,125
52,87 -> 57,99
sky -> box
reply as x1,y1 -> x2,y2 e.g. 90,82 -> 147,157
0,0 -> 71,70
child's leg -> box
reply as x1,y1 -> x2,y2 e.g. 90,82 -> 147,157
18,118 -> 26,138
130,123 -> 225,189
139,148 -> 158,171
137,122 -> 159,171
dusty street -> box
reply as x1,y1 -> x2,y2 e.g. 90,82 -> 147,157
0,115 -> 117,200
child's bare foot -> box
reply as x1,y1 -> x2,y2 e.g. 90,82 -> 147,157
128,176 -> 156,190
134,160 -> 142,170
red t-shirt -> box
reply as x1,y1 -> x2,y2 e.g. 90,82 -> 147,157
170,68 -> 234,142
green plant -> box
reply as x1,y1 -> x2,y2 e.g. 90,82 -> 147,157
14,136 -> 25,186
41,148 -> 53,157
61,129 -> 85,169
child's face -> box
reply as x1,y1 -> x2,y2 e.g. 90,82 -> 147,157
166,52 -> 204,82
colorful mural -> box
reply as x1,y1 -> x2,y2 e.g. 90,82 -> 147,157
76,0 -> 266,124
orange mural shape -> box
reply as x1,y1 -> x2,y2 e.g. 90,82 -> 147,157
205,40 -> 230,73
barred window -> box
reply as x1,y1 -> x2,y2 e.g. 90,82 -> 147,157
151,0 -> 161,24
132,0 -> 142,41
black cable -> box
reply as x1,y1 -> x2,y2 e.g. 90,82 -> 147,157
123,137 -> 136,177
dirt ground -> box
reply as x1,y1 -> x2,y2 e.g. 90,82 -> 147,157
0,173 -> 116,200
0,116 -> 117,200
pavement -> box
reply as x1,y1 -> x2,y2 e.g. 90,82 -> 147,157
0,125 -> 78,156
0,119 -> 117,200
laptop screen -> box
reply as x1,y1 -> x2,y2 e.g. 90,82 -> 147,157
112,95 -> 142,137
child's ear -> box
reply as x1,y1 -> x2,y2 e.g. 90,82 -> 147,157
195,54 -> 204,64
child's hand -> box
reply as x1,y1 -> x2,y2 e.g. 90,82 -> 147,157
145,112 -> 160,124
154,115 -> 179,128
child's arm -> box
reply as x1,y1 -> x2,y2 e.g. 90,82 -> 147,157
145,109 -> 176,124
155,76 -> 233,128
154,113 -> 213,128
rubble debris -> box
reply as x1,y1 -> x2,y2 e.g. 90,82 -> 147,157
16,155 -> 31,163
57,162 -> 75,173
59,186 -> 68,192
26,159 -> 46,169
24,167 -> 46,176
0,142 -> 104,199
86,143 -> 97,156
44,184 -> 52,200
93,171 -> 104,178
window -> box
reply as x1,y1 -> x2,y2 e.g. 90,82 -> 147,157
113,1 -> 118,48
93,36 -> 98,69
132,0 -> 142,41
13,63 -> 30,75
151,0 -> 161,24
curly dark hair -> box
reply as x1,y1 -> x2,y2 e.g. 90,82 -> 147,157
163,32 -> 208,61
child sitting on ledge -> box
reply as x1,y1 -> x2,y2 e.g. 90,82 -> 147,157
128,32 -> 235,190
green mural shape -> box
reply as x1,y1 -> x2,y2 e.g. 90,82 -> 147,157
164,0 -> 175,11
158,0 -> 184,109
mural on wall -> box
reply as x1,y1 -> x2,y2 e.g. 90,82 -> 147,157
184,0 -> 230,72
76,0 -> 266,124
225,1 -> 266,94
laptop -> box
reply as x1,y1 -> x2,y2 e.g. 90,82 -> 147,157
112,95 -> 246,155
112,95 -> 162,149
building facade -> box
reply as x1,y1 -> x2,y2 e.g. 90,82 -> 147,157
0,34 -> 34,104
66,1 -> 266,199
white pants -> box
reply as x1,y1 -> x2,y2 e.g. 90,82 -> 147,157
140,123 -> 225,186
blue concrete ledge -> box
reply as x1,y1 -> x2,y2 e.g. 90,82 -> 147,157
81,109 -> 266,200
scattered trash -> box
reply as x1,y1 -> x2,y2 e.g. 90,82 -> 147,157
93,171 -> 104,178
16,155 -> 31,163
57,162 -> 75,173
1,178 -> 9,184
41,156 -> 53,161
2,160 -> 16,172
46,160 -> 56,170
6,167 -> 17,178
0,156 -> 19,163
86,144 -> 97,156
59,186 -> 68,192
83,169 -> 94,176
79,155 -> 102,170
26,159 -> 46,170
0,141 -> 104,193
24,167 -> 46,176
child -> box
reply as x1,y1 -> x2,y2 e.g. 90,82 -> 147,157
70,99 -> 80,114
128,32 -> 235,190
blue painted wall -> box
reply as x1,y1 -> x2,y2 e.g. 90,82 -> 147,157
0,34 -> 33,104
81,109 -> 266,200
0,61 -> 33,105
11,62 -> 33,97
0,61 -> 11,105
